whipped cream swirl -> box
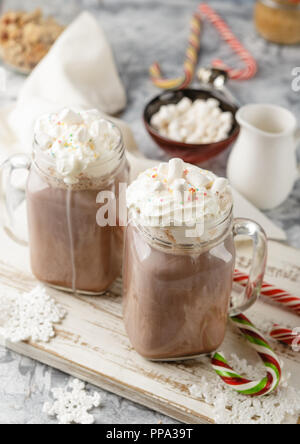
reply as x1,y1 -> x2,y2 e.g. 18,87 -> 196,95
34,109 -> 122,184
127,159 -> 233,244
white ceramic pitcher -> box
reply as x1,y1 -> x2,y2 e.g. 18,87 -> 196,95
227,104 -> 300,210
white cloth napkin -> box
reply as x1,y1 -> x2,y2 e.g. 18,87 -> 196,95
0,11 -> 286,241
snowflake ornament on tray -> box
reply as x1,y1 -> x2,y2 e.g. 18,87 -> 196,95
43,379 -> 101,424
0,285 -> 66,343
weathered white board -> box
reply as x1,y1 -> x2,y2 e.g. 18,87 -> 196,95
0,225 -> 300,424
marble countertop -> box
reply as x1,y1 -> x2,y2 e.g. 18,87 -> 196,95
0,0 -> 299,424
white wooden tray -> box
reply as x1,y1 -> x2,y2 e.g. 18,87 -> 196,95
0,225 -> 299,424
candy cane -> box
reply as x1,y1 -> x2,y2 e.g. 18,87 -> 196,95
199,3 -> 257,81
212,314 -> 282,396
149,12 -> 202,90
234,270 -> 300,316
270,325 -> 300,347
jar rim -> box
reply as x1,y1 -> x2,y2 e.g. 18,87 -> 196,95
130,205 -> 234,252
259,0 -> 300,10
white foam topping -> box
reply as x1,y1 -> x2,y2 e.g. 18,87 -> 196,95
34,109 -> 122,184
127,159 -> 233,244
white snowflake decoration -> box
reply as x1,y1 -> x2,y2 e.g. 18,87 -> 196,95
43,379 -> 101,424
190,354 -> 300,424
0,285 -> 66,343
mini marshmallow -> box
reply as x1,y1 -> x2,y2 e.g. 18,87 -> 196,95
206,98 -> 220,109
211,177 -> 229,194
220,121 -> 232,133
210,108 -> 222,119
168,129 -> 182,142
76,126 -> 89,143
205,131 -> 218,142
160,128 -> 169,137
59,109 -> 83,125
216,129 -> 229,141
152,181 -> 164,192
177,97 -> 192,114
195,108 -> 207,121
220,112 -> 233,123
186,128 -> 207,143
168,119 -> 180,134
167,158 -> 184,183
167,104 -> 178,119
173,178 -> 186,200
192,99 -> 205,108
158,163 -> 168,176
206,121 -> 220,133
181,116 -> 196,133
201,136 -> 213,144
186,126 -> 206,143
179,128 -> 188,140
89,119 -> 113,138
35,132 -> 52,149
173,178 -> 186,191
151,113 -> 163,129
186,135 -> 202,144
193,101 -> 207,117
168,104 -> 177,112
158,106 -> 171,125
186,170 -> 210,189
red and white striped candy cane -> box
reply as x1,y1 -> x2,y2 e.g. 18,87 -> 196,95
270,325 -> 300,349
149,11 -> 202,90
234,270 -> 300,316
199,3 -> 257,81
212,314 -> 282,396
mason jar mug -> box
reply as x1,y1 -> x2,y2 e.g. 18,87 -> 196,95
123,210 -> 267,361
0,121 -> 129,295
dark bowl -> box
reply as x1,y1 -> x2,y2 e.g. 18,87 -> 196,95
144,89 -> 240,164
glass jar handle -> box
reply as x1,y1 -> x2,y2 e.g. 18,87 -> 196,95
230,218 -> 268,316
0,154 -> 31,246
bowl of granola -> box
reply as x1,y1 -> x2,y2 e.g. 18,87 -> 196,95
0,8 -> 64,74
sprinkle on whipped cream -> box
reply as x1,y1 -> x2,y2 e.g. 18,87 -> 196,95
127,159 -> 233,242
34,109 -> 121,185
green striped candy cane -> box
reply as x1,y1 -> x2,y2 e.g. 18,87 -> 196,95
211,314 -> 282,396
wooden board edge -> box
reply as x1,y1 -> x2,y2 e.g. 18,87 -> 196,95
3,339 -> 214,425
268,239 -> 300,255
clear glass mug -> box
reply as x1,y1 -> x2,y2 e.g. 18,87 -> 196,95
255,0 -> 300,45
0,127 -> 129,295
123,210 -> 268,361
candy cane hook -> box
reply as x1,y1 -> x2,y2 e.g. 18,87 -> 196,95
199,3 -> 257,81
149,11 -> 202,90
212,314 -> 282,396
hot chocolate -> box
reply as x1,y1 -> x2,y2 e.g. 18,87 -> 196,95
123,223 -> 235,360
123,159 -> 235,359
26,109 -> 128,294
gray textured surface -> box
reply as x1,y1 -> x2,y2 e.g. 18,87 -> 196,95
0,0 -> 299,424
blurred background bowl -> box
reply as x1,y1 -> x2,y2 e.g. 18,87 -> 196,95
0,0 -> 81,75
144,88 -> 240,164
